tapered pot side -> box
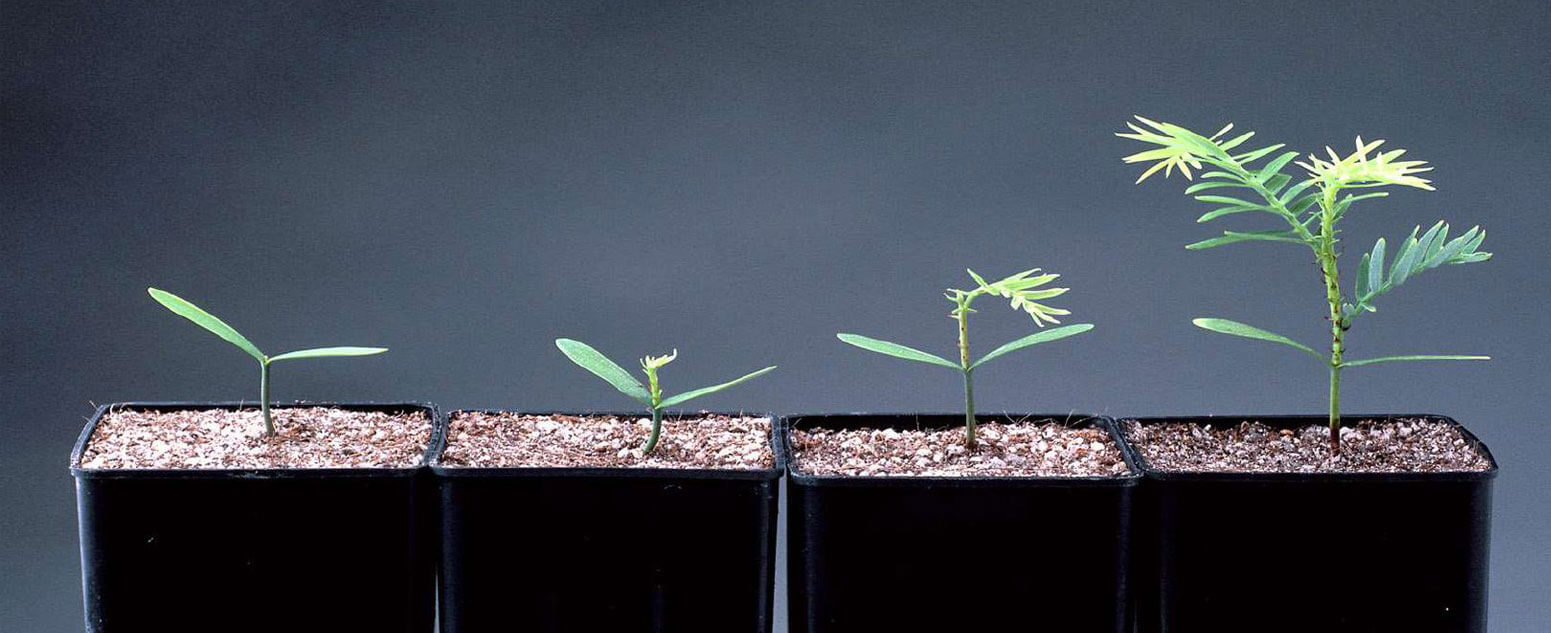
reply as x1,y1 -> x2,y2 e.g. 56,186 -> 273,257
783,413 -> 1141,633
68,402 -> 445,633
431,410 -> 784,633
1121,414 -> 1498,633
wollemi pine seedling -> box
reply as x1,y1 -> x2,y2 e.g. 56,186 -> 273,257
837,269 -> 1094,449
555,339 -> 777,455
1118,116 -> 1491,451
148,288 -> 388,437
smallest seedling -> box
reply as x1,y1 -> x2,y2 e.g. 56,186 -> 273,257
148,288 -> 388,436
555,338 -> 776,455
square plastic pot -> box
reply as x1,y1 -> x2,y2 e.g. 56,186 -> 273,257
1122,414 -> 1498,633
783,413 -> 1141,633
69,401 -> 445,633
431,411 -> 783,633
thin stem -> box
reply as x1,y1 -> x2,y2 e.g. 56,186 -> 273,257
645,407 -> 663,455
1317,185 -> 1346,452
956,299 -> 976,449
259,359 -> 275,437
644,366 -> 662,454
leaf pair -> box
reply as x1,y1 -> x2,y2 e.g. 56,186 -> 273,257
1191,318 -> 1487,369
554,339 -> 775,411
837,324 -> 1093,373
1348,221 -> 1490,318
149,288 -> 388,364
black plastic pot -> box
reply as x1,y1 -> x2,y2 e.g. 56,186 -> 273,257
783,413 -> 1141,633
1122,414 -> 1498,633
69,402 -> 445,633
432,410 -> 783,633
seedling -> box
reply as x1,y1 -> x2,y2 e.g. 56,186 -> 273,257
837,269 -> 1094,448
554,339 -> 776,455
148,288 -> 388,436
1119,116 -> 1491,451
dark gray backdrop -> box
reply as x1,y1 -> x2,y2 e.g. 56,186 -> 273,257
4,1 -> 1548,631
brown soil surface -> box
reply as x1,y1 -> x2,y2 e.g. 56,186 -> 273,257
1122,419 -> 1492,473
79,407 -> 433,469
789,419 -> 1132,477
439,413 -> 774,469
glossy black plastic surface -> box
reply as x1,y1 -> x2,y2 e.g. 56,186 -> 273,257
432,411 -> 783,633
70,402 -> 444,633
784,413 -> 1141,633
1122,415 -> 1498,633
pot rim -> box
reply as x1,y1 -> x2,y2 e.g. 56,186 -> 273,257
782,412 -> 1143,488
69,401 -> 446,480
430,409 -> 785,481
1118,413 -> 1499,483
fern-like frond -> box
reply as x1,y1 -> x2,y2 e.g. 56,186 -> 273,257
1345,221 -> 1490,318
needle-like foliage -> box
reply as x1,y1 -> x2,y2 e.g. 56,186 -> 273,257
1119,116 -> 1491,450
147,288 -> 388,436
555,339 -> 776,455
837,269 -> 1094,448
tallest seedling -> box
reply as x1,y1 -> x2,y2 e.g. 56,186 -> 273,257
1118,116 -> 1491,451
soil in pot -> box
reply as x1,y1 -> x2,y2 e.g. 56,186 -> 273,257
789,416 -> 1130,476
1123,418 -> 1492,473
784,414 -> 1138,633
79,406 -> 432,469
72,403 -> 441,633
1122,415 -> 1497,633
435,412 -> 781,633
439,411 -> 773,468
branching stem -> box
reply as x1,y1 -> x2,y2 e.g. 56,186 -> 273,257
1317,185 -> 1346,452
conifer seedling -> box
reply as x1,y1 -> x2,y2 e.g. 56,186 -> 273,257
837,269 -> 1094,448
1118,116 -> 1491,451
148,288 -> 388,436
555,339 -> 776,455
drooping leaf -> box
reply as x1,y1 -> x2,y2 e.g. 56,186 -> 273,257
970,323 -> 1094,370
1341,355 -> 1490,368
268,346 -> 388,362
657,366 -> 778,409
555,338 -> 652,404
148,288 -> 265,362
1192,318 -> 1324,360
836,333 -> 960,369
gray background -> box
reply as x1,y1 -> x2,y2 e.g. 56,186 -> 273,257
3,1 -> 1547,630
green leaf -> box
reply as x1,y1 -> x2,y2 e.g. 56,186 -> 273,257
1192,318 -> 1323,361
1196,205 -> 1267,223
836,333 -> 959,369
657,366 -> 778,409
1354,252 -> 1372,299
970,323 -> 1094,370
1186,230 -> 1303,250
1341,355 -> 1490,368
1233,143 -> 1286,164
268,346 -> 388,362
1183,181 -> 1248,194
1192,194 -> 1261,207
555,338 -> 652,404
148,288 -> 265,362
1258,151 -> 1300,181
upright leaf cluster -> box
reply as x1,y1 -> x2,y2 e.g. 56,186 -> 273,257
1119,117 -> 1491,449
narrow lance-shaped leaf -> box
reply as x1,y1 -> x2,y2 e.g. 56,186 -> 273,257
1186,230 -> 1303,250
657,365 -> 778,409
1340,355 -> 1490,369
970,323 -> 1094,370
148,288 -> 266,362
836,333 -> 960,369
1192,318 -> 1325,361
268,346 -> 389,362
555,338 -> 652,404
